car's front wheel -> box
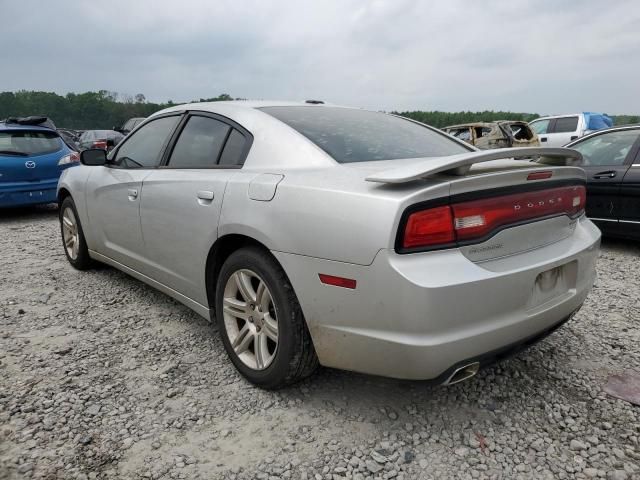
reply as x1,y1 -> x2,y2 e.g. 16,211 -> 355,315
215,247 -> 318,389
59,197 -> 93,270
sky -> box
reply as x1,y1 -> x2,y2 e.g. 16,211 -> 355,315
1,0 -> 639,114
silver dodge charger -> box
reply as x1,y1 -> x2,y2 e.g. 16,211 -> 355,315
57,101 -> 600,389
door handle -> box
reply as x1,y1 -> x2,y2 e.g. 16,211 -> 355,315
540,137 -> 547,142
127,188 -> 138,200
197,190 -> 214,200
196,190 -> 214,205
593,171 -> 616,179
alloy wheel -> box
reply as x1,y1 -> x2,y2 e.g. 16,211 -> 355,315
61,207 -> 80,260
222,269 -> 279,370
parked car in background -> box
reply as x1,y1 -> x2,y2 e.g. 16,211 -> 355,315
529,113 -> 613,147
77,130 -> 124,152
57,128 -> 82,151
443,121 -> 539,149
115,117 -> 146,135
0,117 -> 79,207
58,101 -> 599,389
565,125 -> 640,240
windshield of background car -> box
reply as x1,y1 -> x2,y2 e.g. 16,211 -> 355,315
529,119 -> 550,135
0,130 -> 62,155
260,106 -> 470,163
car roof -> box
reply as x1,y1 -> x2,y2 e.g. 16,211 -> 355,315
531,114 -> 582,121
530,112 -> 612,122
158,100 -> 354,116
565,124 -> 640,146
0,122 -> 57,133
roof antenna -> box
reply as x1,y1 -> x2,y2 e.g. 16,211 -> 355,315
305,100 -> 324,105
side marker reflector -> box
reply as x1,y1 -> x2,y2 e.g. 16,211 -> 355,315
318,274 -> 357,289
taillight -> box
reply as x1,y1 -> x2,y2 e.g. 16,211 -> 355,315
400,185 -> 586,251
57,152 -> 80,165
403,205 -> 455,249
92,140 -> 108,150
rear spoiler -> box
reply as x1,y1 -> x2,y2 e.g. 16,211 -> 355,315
365,147 -> 583,184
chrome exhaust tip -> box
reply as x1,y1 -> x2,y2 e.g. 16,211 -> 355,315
442,361 -> 480,386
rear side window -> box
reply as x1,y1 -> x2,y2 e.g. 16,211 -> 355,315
571,129 -> 640,166
448,128 -> 472,141
218,129 -> 247,166
475,127 -> 493,138
509,124 -> 535,141
112,116 -> 179,168
261,106 -> 470,163
0,130 -> 62,156
553,116 -> 579,133
168,116 -> 230,168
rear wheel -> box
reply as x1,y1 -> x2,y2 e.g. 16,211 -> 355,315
59,197 -> 93,270
215,247 -> 318,389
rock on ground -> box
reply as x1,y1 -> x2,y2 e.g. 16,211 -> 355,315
1,206 -> 639,479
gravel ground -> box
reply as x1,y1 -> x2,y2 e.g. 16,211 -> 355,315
0,206 -> 639,480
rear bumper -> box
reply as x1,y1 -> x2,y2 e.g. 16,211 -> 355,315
0,179 -> 59,207
274,216 -> 600,381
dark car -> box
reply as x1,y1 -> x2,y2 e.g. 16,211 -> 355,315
566,125 -> 640,240
115,117 -> 145,135
77,130 -> 125,152
57,128 -> 81,150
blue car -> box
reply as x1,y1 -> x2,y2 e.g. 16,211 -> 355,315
0,119 -> 79,208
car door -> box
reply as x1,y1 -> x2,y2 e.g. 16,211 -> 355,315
138,112 -> 252,305
85,114 -> 182,271
545,116 -> 580,147
619,146 -> 640,238
569,128 -> 640,233
529,119 -> 551,145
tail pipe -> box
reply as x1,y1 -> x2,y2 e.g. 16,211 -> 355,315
442,361 -> 480,386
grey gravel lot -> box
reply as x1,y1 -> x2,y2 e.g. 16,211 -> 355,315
0,206 -> 639,480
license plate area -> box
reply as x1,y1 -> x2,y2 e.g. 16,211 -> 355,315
527,261 -> 577,310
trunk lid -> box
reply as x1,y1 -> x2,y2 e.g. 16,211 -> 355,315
0,130 -> 66,183
445,166 -> 586,263
0,149 -> 65,183
354,148 -> 587,262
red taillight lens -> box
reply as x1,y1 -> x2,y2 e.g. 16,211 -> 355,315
403,205 -> 455,249
93,140 -> 107,150
401,185 -> 586,251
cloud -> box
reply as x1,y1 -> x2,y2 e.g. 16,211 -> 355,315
1,0 -> 638,114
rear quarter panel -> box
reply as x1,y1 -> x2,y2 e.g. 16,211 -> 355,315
218,167 -> 449,266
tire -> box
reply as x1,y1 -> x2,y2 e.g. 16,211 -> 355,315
59,196 -> 93,270
215,246 -> 318,389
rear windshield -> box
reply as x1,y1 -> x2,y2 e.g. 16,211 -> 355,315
82,130 -> 124,141
0,130 -> 62,156
260,106 -> 470,163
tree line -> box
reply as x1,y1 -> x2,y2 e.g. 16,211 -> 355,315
0,90 -> 637,130
0,91 -> 236,130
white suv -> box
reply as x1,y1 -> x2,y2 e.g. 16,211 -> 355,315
529,113 -> 612,147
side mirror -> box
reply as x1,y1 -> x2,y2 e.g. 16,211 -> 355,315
80,148 -> 107,166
